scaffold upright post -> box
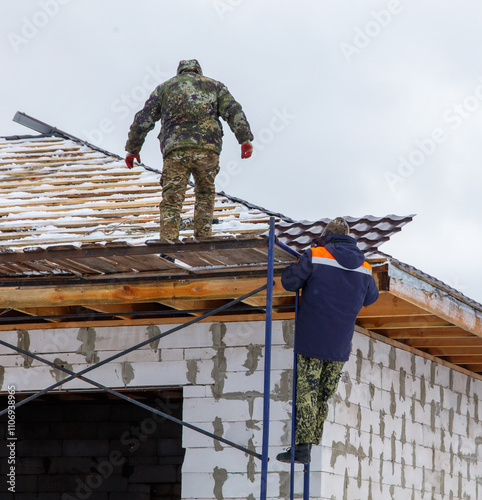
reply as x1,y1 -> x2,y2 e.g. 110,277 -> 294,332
289,290 -> 300,500
303,463 -> 310,500
260,216 -> 276,500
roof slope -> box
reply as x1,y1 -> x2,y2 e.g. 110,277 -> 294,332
0,135 -> 281,249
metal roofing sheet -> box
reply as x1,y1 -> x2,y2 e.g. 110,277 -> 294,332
275,215 -> 414,254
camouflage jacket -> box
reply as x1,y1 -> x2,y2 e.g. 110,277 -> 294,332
125,60 -> 253,157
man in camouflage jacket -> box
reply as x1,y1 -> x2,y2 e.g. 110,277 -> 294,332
125,59 -> 254,239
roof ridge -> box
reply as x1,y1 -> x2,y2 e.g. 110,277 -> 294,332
216,190 -> 295,223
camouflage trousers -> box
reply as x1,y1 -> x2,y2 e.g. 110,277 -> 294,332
159,148 -> 220,239
295,354 -> 345,445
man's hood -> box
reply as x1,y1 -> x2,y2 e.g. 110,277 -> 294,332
312,234 -> 366,269
177,59 -> 203,76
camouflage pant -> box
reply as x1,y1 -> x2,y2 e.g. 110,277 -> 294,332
159,148 -> 220,239
295,354 -> 345,445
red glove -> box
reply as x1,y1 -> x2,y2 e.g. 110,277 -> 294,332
125,153 -> 140,169
241,142 -> 253,159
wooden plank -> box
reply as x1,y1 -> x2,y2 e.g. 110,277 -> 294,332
426,347 -> 482,356
0,179 -> 161,190
16,306 -> 79,323
358,314 -> 453,330
81,303 -> 155,320
405,338 -> 482,348
157,298 -> 229,317
374,326 -> 471,339
443,356 -> 482,365
358,292 -> 427,317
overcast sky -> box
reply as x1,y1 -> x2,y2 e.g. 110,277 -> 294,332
2,0 -> 482,303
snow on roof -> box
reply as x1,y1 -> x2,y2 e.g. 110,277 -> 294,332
0,135 -> 280,249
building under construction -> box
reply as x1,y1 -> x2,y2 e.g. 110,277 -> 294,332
0,114 -> 481,499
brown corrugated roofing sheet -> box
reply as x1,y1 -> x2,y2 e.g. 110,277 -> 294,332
276,215 -> 415,254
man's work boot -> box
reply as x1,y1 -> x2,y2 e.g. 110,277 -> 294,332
276,444 -> 312,464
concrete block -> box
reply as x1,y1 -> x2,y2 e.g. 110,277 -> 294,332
357,358 -> 383,389
343,351 -> 357,375
342,471 -> 371,498
413,445 -> 434,469
252,396 -> 292,422
358,405 -> 376,434
380,371 -> 398,393
223,346 -> 254,372
62,439 -> 110,457
183,447 -> 252,474
370,341 -> 392,369
334,400 -> 361,429
352,331 -> 371,358
403,373 -> 420,401
222,321 -> 264,347
451,369 -> 469,395
17,439 -> 62,457
184,385 -> 210,398
431,362 -> 451,388
369,388 -> 390,414
194,359 -> 215,385
182,423 -> 219,450
222,470 -> 280,499
319,471 -> 346,499
413,355 -> 431,380
160,348 -> 184,361
382,454 -> 403,484
393,348 -> 412,373
159,322 -> 213,349
345,378 -> 372,408
441,386 -> 459,412
270,346 -> 294,371
184,397 -> 251,423
184,347 -> 216,361
451,411 -> 468,437
222,370 -> 264,395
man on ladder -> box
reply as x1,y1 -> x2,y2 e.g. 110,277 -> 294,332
124,59 -> 254,240
277,217 -> 379,464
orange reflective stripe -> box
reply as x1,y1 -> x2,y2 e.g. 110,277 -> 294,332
311,246 -> 372,275
311,247 -> 335,260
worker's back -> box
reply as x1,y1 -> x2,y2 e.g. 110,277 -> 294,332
282,233 -> 379,362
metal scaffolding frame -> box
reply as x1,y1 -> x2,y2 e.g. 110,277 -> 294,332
0,217 -> 311,500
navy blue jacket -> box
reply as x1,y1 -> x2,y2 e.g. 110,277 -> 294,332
281,234 -> 379,362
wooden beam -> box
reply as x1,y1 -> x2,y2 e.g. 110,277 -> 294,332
0,277 -> 290,309
389,275 -> 482,338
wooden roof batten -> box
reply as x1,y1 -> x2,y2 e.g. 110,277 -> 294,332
1,113 -> 482,380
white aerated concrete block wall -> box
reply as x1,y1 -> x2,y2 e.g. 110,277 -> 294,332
1,320 -> 481,499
